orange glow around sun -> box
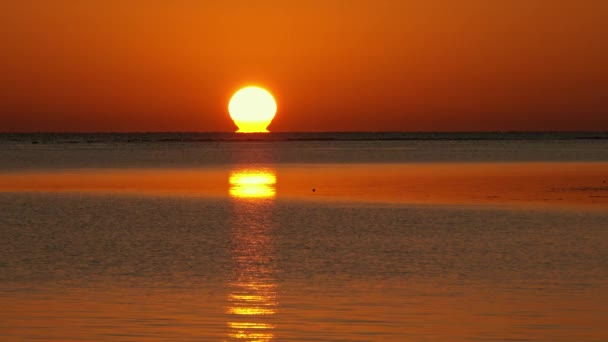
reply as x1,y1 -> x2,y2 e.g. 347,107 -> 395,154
228,86 -> 277,133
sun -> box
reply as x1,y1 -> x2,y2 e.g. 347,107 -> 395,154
228,86 -> 277,133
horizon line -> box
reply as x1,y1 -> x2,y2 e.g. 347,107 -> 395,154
1,130 -> 608,134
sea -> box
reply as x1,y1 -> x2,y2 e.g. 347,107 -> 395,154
1,132 -> 607,341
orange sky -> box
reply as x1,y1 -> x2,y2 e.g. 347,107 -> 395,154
1,0 -> 607,132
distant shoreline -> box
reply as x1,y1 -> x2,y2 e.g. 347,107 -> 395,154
1,131 -> 607,144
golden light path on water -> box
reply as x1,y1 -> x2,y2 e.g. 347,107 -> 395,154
229,169 -> 277,199
227,168 -> 278,341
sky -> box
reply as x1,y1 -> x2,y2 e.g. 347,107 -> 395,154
1,0 -> 607,132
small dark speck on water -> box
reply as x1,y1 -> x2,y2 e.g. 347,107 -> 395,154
312,188 -> 316,192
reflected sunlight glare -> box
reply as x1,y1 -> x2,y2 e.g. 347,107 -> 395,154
229,169 -> 277,199
227,279 -> 277,340
227,168 -> 278,340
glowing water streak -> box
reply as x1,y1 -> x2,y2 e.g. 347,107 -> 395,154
229,169 -> 276,199
227,167 -> 278,341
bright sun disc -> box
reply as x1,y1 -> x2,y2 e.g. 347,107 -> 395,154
228,86 -> 277,133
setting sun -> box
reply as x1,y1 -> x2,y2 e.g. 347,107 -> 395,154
228,86 -> 277,133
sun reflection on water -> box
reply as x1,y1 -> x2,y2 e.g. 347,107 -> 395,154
227,167 -> 278,341
229,169 -> 276,199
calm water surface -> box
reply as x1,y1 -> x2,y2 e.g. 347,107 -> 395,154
1,135 -> 607,341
